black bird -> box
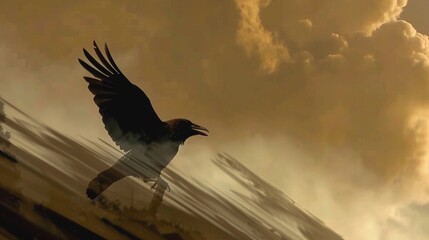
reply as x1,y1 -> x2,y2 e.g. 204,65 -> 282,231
79,41 -> 208,200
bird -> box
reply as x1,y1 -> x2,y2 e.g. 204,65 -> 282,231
79,41 -> 208,200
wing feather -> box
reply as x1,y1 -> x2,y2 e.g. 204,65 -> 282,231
79,41 -> 166,151
104,43 -> 124,75
93,41 -> 118,74
83,48 -> 113,76
78,59 -> 108,79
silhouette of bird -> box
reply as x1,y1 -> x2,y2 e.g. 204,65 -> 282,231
79,41 -> 208,200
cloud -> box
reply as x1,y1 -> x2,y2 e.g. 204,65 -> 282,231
229,0 -> 429,238
235,0 -> 291,73
231,0 -> 429,184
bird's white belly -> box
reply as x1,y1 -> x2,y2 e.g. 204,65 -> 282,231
130,142 -> 178,169
148,142 -> 178,166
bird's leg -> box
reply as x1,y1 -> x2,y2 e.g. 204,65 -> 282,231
144,177 -> 170,192
147,177 -> 170,215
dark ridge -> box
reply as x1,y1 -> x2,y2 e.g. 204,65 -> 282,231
0,198 -> 57,240
0,187 -> 20,210
34,204 -> 104,240
162,233 -> 185,240
147,224 -> 162,235
0,149 -> 16,163
101,217 -> 142,240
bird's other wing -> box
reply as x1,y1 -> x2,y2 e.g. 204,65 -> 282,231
79,41 -> 165,151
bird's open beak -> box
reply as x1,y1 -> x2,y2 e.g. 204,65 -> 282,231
191,123 -> 209,136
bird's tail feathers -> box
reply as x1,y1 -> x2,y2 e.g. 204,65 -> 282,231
86,166 -> 126,200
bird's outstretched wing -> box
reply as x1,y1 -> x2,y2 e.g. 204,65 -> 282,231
79,41 -> 165,151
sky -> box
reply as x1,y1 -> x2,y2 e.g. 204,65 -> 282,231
0,0 -> 429,239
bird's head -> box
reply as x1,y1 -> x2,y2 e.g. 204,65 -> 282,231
168,119 -> 209,143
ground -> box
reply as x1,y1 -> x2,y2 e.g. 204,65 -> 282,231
0,101 -> 343,240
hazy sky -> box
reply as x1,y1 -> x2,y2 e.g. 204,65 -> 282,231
1,0 -> 429,239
